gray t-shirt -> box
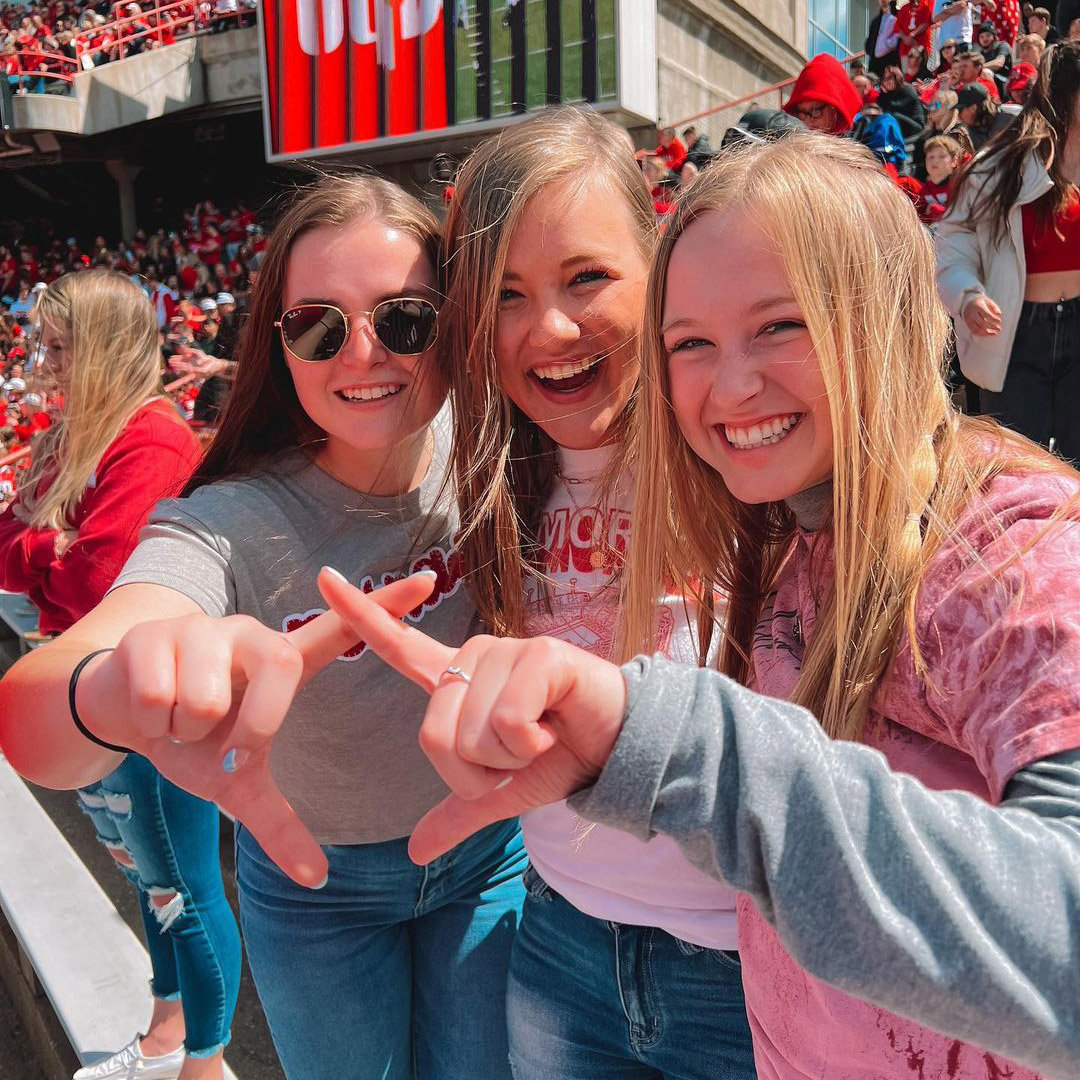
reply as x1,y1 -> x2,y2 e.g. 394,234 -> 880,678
111,426 -> 476,844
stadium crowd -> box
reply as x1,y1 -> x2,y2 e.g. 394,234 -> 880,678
2,0 -> 257,93
637,1 -> 1078,225
0,195 -> 262,503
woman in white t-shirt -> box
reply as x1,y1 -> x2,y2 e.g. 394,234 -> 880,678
440,107 -> 755,1080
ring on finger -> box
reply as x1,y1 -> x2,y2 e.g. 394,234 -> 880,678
442,665 -> 472,686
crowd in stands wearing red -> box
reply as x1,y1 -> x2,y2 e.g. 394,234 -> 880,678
0,194 -> 262,501
1,0 -> 257,93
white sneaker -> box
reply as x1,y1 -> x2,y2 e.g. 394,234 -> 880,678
73,1036 -> 185,1080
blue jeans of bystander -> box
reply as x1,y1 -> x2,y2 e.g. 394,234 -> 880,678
77,754 -> 242,1058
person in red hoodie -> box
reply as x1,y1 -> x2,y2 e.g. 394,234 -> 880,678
782,53 -> 863,133
0,270 -> 240,1080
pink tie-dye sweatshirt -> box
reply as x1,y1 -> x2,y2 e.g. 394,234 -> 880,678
571,466 -> 1080,1080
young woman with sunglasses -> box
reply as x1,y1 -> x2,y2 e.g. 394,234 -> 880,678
441,107 -> 756,1080
0,175 -> 525,1080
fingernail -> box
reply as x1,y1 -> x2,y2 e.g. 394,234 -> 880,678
494,776 -> 514,791
222,748 -> 250,773
321,566 -> 348,583
416,569 -> 438,578
311,874 -> 329,890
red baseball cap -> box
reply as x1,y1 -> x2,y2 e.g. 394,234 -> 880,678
1007,62 -> 1038,92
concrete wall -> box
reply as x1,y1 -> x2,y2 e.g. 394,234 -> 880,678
657,0 -> 809,146
12,27 -> 259,137
200,25 -> 262,103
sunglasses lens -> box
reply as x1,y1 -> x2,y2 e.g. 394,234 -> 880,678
280,305 -> 347,361
372,299 -> 438,355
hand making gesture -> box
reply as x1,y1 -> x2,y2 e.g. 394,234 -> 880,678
66,573 -> 438,888
316,568 -> 630,865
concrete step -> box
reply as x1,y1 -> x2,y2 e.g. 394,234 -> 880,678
0,753 -> 239,1078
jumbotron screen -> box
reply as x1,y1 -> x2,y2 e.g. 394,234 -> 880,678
258,0 -> 654,159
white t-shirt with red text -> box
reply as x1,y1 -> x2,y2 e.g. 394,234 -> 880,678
520,444 -> 739,949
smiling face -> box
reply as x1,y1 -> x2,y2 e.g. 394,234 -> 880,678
282,217 -> 445,492
494,177 -> 648,449
661,209 -> 833,505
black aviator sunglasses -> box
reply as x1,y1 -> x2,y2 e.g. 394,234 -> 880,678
275,298 -> 439,361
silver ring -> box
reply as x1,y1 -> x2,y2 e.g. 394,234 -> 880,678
442,665 -> 472,686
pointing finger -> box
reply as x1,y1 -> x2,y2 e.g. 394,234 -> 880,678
289,570 -> 441,684
408,790 -> 521,865
225,765 -> 328,887
317,568 -> 454,693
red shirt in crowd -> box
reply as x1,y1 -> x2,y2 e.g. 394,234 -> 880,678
895,0 -> 933,57
978,0 -> 1021,45
178,263 -> 199,293
655,137 -> 688,172
919,175 -> 953,220
0,255 -> 17,293
0,398 -> 201,632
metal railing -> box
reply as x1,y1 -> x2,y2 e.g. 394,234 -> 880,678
0,446 -> 31,470
7,0 -> 254,94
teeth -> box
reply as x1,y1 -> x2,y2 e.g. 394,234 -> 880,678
532,356 -> 602,381
339,385 -> 402,401
723,413 -> 801,450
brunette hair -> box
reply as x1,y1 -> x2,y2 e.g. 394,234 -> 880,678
621,134 -> 1078,741
951,41 -> 1080,243
182,173 -> 440,495
441,107 -> 656,636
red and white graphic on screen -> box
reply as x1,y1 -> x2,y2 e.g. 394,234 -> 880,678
264,0 -> 448,156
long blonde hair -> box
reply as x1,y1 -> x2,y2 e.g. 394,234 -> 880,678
23,271 -> 163,530
622,135 -> 1078,741
442,106 -> 656,636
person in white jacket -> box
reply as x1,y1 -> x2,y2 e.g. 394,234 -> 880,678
935,41 -> 1080,460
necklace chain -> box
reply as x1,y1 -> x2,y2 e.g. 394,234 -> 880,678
555,467 -> 613,571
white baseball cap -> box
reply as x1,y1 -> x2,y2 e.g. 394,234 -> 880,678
215,292 -> 235,305
199,297 -> 218,311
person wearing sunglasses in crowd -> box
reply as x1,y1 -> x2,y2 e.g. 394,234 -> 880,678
0,174 -> 525,1080
781,53 -> 863,135
911,87 -> 973,180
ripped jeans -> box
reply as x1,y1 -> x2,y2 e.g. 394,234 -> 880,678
77,754 -> 242,1058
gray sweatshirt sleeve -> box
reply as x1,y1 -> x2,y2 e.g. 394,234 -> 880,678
568,655 -> 1080,1079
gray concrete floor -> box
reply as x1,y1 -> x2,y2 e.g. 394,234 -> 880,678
27,783 -> 285,1080
0,972 -> 46,1080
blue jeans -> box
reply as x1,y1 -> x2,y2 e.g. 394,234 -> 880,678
77,755 -> 242,1057
508,866 -> 757,1080
235,818 -> 527,1080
